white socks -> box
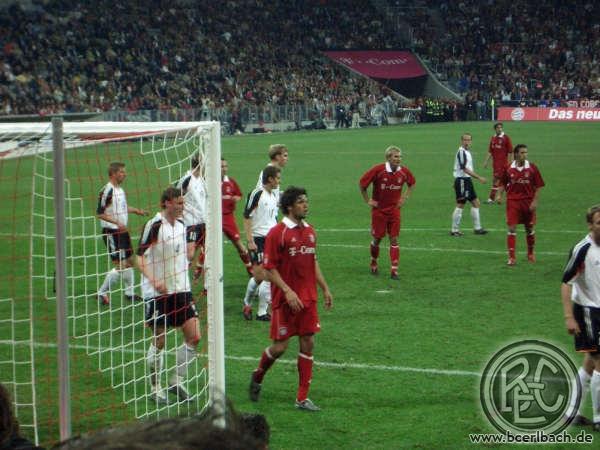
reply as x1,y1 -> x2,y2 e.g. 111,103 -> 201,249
577,367 -> 591,415
172,343 -> 197,382
98,268 -> 119,295
591,370 -> 600,422
122,267 -> 134,296
243,277 -> 259,306
146,344 -> 163,387
99,267 -> 136,296
258,281 -> 272,316
451,207 -> 463,232
471,207 -> 482,230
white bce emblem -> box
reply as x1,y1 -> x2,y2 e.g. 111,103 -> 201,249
480,340 -> 580,435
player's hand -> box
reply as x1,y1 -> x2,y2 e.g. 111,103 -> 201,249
479,176 -> 487,184
285,290 -> 303,313
323,289 -> 333,310
565,317 -> 580,335
232,196 -> 241,202
137,208 -> 149,216
247,240 -> 257,251
368,199 -> 378,208
397,197 -> 407,208
154,281 -> 168,294
529,201 -> 538,212
117,223 -> 128,232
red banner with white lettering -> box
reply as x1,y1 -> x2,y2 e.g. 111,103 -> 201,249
323,50 -> 426,79
498,107 -> 600,122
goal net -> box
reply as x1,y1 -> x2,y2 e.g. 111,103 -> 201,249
0,121 -> 224,446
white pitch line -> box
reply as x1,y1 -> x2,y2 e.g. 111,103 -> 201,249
320,243 -> 565,256
0,340 -> 480,378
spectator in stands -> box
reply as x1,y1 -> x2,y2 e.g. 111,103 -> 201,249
53,401 -> 270,450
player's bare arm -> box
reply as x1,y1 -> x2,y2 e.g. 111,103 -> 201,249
128,206 -> 149,216
137,254 -> 167,294
315,261 -> 333,310
529,188 -> 542,212
359,185 -> 378,208
483,153 -> 492,169
561,283 -> 580,335
97,212 -> 126,230
243,217 -> 257,251
463,167 -> 486,184
398,185 -> 414,208
267,267 -> 303,313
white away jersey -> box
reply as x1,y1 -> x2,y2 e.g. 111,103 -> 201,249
244,187 -> 278,238
562,234 -> 600,308
175,171 -> 207,226
97,182 -> 128,229
137,213 -> 190,299
453,146 -> 474,178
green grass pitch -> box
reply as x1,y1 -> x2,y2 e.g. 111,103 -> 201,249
1,121 -> 599,449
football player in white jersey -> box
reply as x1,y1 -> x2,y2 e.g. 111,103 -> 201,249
137,187 -> 200,404
242,166 -> 281,321
174,153 -> 207,280
96,162 -> 148,305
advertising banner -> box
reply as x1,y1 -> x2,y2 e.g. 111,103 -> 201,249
498,107 -> 600,122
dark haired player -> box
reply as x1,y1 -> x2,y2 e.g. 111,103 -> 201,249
483,122 -> 513,204
137,187 -> 200,404
498,144 -> 544,265
249,186 -> 333,411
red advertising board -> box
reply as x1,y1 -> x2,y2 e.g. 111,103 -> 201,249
323,50 -> 426,79
498,107 -> 600,122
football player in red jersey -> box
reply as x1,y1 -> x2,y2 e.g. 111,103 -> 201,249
248,186 -> 333,411
359,146 -> 416,279
221,158 -> 252,275
499,144 -> 545,265
483,122 -> 513,204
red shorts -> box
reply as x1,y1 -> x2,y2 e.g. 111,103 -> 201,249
371,208 -> 400,239
506,198 -> 536,226
270,301 -> 320,341
222,214 -> 240,241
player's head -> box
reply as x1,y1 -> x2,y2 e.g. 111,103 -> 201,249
52,400 -> 268,450
461,133 -> 472,149
280,186 -> 308,219
0,383 -> 19,445
240,413 -> 270,449
108,162 -> 126,184
513,144 -> 528,163
160,186 -> 184,217
385,146 -> 402,167
191,152 -> 202,171
262,165 -> 281,188
494,122 -> 503,134
221,158 -> 228,177
268,144 -> 288,168
587,205 -> 600,244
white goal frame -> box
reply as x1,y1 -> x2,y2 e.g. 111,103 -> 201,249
0,120 -> 224,442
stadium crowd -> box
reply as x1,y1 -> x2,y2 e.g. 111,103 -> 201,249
0,0 -> 396,117
407,0 -> 600,103
1,0 -> 598,120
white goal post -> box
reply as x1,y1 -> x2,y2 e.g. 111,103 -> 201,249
0,120 -> 224,444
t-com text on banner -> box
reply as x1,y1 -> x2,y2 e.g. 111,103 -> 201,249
498,107 -> 600,122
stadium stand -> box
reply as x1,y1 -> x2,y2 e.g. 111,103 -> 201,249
1,0 -> 598,122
